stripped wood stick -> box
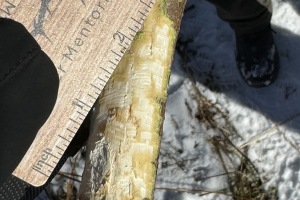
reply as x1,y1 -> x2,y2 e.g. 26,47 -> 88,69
79,0 -> 186,199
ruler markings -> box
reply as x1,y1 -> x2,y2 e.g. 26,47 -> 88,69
100,66 -> 113,74
56,145 -> 64,152
90,84 -> 101,96
111,50 -> 122,58
69,117 -> 82,126
97,75 -> 107,83
12,0 -> 156,186
62,143 -> 68,147
46,151 -> 60,160
73,98 -> 92,113
90,83 -> 102,91
109,60 -> 118,66
32,168 -> 49,178
118,43 -> 128,53
139,10 -> 147,18
77,111 -> 85,121
128,26 -> 139,34
129,33 -> 135,38
87,93 -> 97,101
58,135 -> 71,143
131,17 -> 142,26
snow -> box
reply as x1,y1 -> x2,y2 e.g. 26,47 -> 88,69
155,0 -> 300,199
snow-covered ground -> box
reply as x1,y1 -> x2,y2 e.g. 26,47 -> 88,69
42,0 -> 300,199
154,0 -> 300,199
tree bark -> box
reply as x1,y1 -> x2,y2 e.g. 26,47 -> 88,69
79,0 -> 186,199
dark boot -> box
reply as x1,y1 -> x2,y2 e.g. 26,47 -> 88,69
235,25 -> 280,87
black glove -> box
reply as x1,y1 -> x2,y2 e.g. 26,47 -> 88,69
0,18 -> 90,200
0,17 -> 59,186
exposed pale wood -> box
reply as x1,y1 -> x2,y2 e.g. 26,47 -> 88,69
79,0 -> 186,199
0,0 -> 154,186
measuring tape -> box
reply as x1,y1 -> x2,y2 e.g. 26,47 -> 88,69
0,0 -> 154,187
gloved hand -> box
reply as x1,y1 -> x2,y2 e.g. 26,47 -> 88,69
0,18 -> 90,200
0,17 -> 59,186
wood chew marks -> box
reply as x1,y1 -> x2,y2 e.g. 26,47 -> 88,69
79,0 -> 187,199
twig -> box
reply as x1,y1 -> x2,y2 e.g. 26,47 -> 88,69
58,171 -> 82,178
155,187 -> 254,199
282,131 -> 300,154
239,113 -> 300,149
